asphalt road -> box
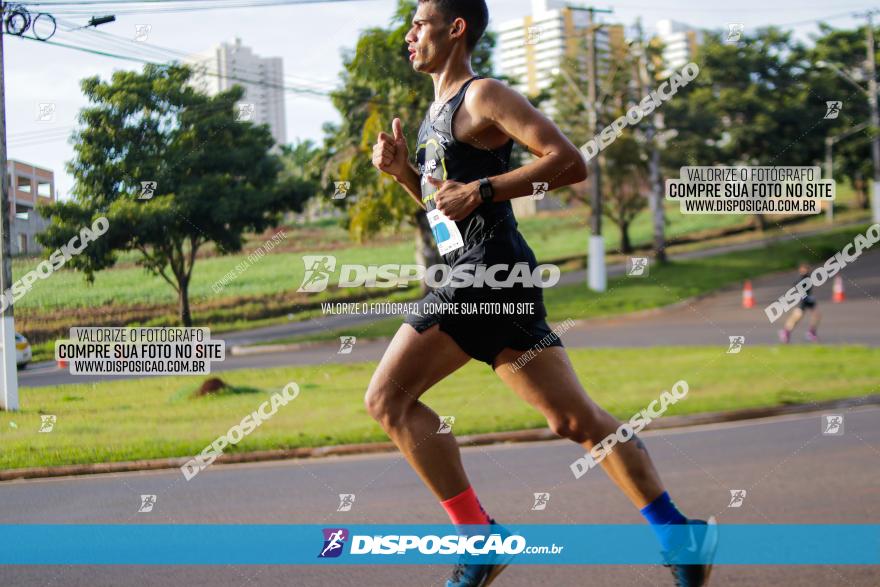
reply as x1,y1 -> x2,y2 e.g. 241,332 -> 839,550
1,408 -> 877,586
19,246 -> 880,388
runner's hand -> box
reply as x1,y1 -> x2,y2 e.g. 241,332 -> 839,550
372,118 -> 409,179
426,176 -> 481,221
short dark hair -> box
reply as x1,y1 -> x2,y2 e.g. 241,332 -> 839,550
420,0 -> 488,52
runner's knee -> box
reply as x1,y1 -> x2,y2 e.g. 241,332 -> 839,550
547,404 -> 613,444
547,412 -> 592,444
364,380 -> 413,428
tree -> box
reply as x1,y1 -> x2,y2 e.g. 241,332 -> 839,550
602,130 -> 648,253
549,38 -> 595,209
322,0 -> 497,276
280,139 -> 323,186
552,33 -> 650,253
278,139 -> 326,219
662,28 -> 817,230
801,23 -> 879,210
37,63 -> 308,326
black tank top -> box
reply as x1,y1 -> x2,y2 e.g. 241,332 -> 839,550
414,76 -> 548,318
416,76 -> 518,262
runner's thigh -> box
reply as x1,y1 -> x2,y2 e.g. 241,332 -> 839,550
366,323 -> 471,406
493,346 -> 593,418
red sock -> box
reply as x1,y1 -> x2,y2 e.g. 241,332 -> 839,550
440,486 -> 491,526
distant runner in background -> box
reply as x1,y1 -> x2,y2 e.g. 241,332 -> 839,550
779,261 -> 821,343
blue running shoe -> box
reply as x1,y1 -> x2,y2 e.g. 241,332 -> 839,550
663,517 -> 719,586
445,519 -> 513,587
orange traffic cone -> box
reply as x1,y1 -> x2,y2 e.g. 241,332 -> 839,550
832,276 -> 846,303
742,280 -> 755,308
57,359 -> 68,369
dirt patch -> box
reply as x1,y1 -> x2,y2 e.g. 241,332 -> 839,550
195,377 -> 228,396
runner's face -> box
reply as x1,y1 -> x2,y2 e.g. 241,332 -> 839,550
406,5 -> 458,72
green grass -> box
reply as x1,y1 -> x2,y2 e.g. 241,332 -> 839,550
9,201 -> 786,312
517,202 -> 746,261
12,187 -> 872,362
1,345 -> 876,470
542,223 -> 862,318
248,223 -> 872,347
11,241 -> 416,310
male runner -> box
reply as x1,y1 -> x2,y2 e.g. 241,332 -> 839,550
368,1 -> 717,585
778,262 -> 821,343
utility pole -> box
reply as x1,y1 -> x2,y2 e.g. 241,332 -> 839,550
824,136 -> 834,224
865,10 -> 880,224
0,1 -> 20,410
569,4 -> 612,292
0,4 -> 97,409
633,23 -> 667,263
824,121 -> 869,224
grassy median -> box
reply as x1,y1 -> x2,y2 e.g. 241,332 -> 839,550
246,222 -> 875,347
2,345 -> 877,470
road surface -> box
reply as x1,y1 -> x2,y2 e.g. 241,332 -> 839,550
0,408 -> 877,585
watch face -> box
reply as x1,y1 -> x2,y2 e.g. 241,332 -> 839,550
480,180 -> 492,201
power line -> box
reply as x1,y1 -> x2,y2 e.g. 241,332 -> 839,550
4,21 -> 395,148
774,9 -> 875,28
16,0 -> 375,17
14,33 -> 337,99
21,0 -> 367,5
52,17 -> 337,93
5,34 -> 336,148
8,127 -> 75,146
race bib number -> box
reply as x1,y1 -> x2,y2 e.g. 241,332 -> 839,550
427,209 -> 464,255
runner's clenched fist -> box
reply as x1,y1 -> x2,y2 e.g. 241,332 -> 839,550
372,118 -> 409,179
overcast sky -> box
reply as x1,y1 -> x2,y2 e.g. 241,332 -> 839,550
5,0 -> 876,198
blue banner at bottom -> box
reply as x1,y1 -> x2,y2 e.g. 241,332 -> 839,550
0,524 -> 877,565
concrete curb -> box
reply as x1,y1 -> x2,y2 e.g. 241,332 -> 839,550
2,395 -> 877,483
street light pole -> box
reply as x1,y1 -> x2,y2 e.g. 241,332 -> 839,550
816,50 -> 880,222
865,11 -> 880,223
0,5 -> 108,408
0,1 -> 20,410
824,136 -> 834,224
568,4 -> 612,292
824,121 -> 870,225
585,11 -> 605,291
632,33 -> 667,263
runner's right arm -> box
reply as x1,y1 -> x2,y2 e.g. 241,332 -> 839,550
372,118 -> 426,210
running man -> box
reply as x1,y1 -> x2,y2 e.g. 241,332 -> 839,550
368,1 -> 717,585
778,262 -> 821,343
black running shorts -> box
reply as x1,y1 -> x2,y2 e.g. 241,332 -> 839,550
798,297 -> 817,310
404,291 -> 564,367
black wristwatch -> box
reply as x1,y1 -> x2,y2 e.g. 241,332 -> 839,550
478,177 -> 494,204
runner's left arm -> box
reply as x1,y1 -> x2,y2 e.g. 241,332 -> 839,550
430,79 -> 588,220
468,79 -> 588,200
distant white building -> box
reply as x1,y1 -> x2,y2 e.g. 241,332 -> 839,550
654,20 -> 702,78
498,0 -> 625,102
4,159 -> 56,256
497,0 -> 624,217
187,37 -> 287,147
